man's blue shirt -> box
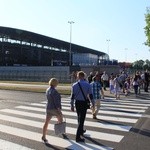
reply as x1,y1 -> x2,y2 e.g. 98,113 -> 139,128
72,80 -> 92,100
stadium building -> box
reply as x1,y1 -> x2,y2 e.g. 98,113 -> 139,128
0,26 -> 120,82
0,26 -> 109,67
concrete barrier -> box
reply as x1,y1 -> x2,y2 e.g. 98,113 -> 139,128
0,66 -> 70,83
0,65 -> 120,83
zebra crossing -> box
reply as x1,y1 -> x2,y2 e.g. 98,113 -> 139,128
0,96 -> 149,150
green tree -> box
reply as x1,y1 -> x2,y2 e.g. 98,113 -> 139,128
143,59 -> 150,70
132,60 -> 144,69
144,7 -> 150,48
132,59 -> 150,70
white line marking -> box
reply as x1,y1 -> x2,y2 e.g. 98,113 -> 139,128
123,98 -> 150,102
62,98 -> 150,106
62,106 -> 142,118
0,139 -> 35,150
0,124 -> 113,150
31,103 -> 142,118
66,106 -> 142,117
13,105 -> 138,123
65,97 -> 150,101
96,103 -> 147,109
102,101 -> 150,107
0,109 -> 131,132
61,99 -> 148,109
100,107 -> 145,113
104,98 -> 150,103
0,113 -> 124,142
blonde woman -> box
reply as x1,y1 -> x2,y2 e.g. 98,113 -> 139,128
42,78 -> 64,142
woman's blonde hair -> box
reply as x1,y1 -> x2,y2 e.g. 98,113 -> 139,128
49,78 -> 58,87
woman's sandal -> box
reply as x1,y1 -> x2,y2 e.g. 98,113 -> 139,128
41,136 -> 48,143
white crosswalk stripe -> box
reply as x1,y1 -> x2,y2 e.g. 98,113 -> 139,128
10,105 -> 138,123
0,96 -> 149,150
0,139 -> 34,150
0,109 -> 131,132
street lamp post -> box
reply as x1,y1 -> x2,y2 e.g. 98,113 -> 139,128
135,53 -> 138,61
124,48 -> 128,62
106,39 -> 110,60
68,21 -> 74,66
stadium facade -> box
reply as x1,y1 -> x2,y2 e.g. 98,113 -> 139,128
0,26 -> 109,66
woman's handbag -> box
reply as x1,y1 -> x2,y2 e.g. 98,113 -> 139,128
54,117 -> 66,135
78,82 -> 91,109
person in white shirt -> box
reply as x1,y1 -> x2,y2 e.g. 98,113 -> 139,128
113,74 -> 121,99
132,76 -> 139,96
141,72 -> 145,89
101,71 -> 109,90
109,76 -> 114,94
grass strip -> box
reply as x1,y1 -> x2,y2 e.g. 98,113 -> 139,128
0,85 -> 71,95
0,81 -> 71,86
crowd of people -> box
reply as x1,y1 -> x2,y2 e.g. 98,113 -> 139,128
70,69 -> 150,143
108,70 -> 150,98
42,69 -> 149,143
71,69 -> 150,99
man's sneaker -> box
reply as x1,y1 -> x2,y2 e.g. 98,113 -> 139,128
76,138 -> 85,142
81,129 -> 86,136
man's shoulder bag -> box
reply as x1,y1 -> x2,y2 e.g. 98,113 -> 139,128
78,82 -> 91,109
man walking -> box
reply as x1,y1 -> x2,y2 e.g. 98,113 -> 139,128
101,71 -> 109,90
91,75 -> 104,119
144,70 -> 149,92
70,71 -> 94,142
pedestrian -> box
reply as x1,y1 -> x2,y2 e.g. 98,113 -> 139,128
87,71 -> 94,83
135,71 -> 142,94
132,76 -> 139,96
42,78 -> 65,143
70,71 -> 77,84
141,71 -> 145,89
90,75 -> 104,119
144,70 -> 149,92
109,76 -> 115,94
101,71 -> 109,90
119,71 -> 127,93
70,71 -> 94,142
113,74 -> 121,100
124,78 -> 130,96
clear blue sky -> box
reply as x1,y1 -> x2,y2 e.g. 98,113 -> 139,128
0,0 -> 150,62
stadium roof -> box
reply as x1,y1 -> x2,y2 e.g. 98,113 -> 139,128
0,26 -> 106,56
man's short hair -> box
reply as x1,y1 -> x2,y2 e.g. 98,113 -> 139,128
77,71 -> 85,78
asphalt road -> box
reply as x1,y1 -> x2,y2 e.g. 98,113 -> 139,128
0,90 -> 150,150
0,90 -> 44,109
